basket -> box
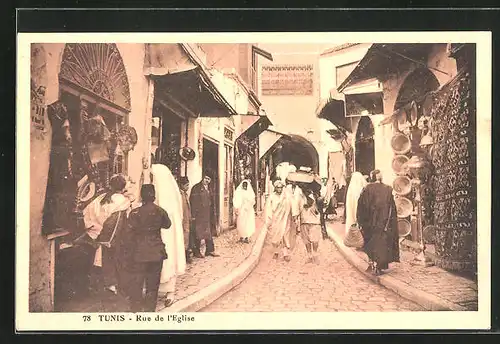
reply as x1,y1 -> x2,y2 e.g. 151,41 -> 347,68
391,132 -> 411,154
287,171 -> 315,184
397,218 -> 412,237
392,155 -> 410,175
395,196 -> 413,218
393,176 -> 412,196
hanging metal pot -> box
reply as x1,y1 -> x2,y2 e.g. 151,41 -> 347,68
391,132 -> 411,155
179,146 -> 196,161
395,196 -> 413,218
392,155 -> 410,175
397,218 -> 412,237
393,175 -> 412,196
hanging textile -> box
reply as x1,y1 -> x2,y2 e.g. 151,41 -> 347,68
429,68 -> 476,273
235,134 -> 257,187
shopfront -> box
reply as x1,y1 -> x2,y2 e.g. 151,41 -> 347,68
339,43 -> 477,273
35,43 -> 140,311
234,114 -> 272,212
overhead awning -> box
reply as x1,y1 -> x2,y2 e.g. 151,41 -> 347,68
316,97 -> 352,133
237,115 -> 273,141
259,127 -> 289,159
337,43 -> 435,93
345,92 -> 384,117
145,43 -> 237,117
144,43 -> 198,75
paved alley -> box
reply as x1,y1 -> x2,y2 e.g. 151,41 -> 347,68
201,224 -> 424,312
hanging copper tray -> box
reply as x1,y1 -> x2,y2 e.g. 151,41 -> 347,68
393,175 -> 412,196
397,218 -> 412,237
395,196 -> 413,218
392,155 -> 410,175
391,132 -> 411,154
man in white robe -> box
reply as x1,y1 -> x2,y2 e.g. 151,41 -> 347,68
150,164 -> 186,308
265,180 -> 293,262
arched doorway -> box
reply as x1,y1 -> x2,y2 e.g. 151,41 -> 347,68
395,68 -> 440,111
271,134 -> 320,175
45,43 -> 132,311
354,116 -> 375,176
56,43 -> 132,194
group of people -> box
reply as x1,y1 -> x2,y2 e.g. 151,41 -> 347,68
264,178 -> 325,264
76,165 -> 221,312
344,169 -> 400,276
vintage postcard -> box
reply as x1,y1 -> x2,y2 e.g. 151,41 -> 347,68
16,31 -> 491,331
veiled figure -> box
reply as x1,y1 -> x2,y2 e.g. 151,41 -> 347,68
233,179 -> 256,243
344,172 -> 368,235
151,164 -> 186,306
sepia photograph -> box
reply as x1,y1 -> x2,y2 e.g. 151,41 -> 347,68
17,31 -> 491,331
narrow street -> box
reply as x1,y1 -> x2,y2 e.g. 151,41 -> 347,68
202,221 -> 423,312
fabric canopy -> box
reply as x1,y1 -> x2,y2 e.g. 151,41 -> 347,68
316,97 -> 352,133
144,43 -> 197,76
337,43 -> 434,92
146,43 -> 237,117
259,129 -> 284,159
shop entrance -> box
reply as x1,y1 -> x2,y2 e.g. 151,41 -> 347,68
202,138 -> 220,227
50,43 -> 132,312
355,116 -> 375,176
151,102 -> 184,180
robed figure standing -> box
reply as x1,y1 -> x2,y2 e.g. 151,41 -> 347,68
356,170 -> 400,275
233,179 -> 256,243
265,180 -> 293,262
151,164 -> 187,308
190,174 -> 220,257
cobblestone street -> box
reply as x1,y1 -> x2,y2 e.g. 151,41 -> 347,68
201,222 -> 424,312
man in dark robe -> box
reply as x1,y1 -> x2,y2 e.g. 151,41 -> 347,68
126,184 -> 171,312
189,174 -> 220,258
356,170 -> 400,275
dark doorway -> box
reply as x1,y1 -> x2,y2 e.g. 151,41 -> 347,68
152,103 -> 184,180
202,138 -> 220,226
355,117 -> 375,176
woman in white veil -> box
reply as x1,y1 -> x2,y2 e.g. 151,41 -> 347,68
233,179 -> 256,243
344,171 -> 368,235
150,164 -> 186,307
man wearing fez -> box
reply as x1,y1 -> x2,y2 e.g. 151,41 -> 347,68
189,173 -> 220,258
127,184 -> 171,312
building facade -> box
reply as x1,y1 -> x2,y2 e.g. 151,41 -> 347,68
28,42 -> 269,312
319,43 -> 477,273
256,43 -> 342,182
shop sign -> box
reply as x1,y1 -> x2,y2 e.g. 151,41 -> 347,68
31,44 -> 48,138
261,64 -> 314,96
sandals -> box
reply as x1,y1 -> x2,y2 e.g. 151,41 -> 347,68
165,293 -> 175,307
